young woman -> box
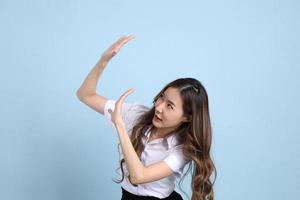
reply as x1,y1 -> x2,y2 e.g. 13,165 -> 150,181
76,35 -> 216,200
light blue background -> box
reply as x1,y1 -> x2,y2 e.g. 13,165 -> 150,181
0,0 -> 299,200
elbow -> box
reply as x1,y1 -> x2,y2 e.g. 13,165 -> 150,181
131,177 -> 141,185
76,91 -> 84,101
76,90 -> 96,101
76,90 -> 87,101
129,174 -> 143,185
131,173 -> 145,185
131,166 -> 146,184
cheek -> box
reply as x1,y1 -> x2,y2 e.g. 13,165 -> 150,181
164,113 -> 182,124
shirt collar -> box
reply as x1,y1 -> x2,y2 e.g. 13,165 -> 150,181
143,125 -> 180,149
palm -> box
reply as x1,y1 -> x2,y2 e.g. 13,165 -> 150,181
108,88 -> 135,126
101,35 -> 135,63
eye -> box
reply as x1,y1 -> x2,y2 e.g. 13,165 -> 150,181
168,104 -> 174,109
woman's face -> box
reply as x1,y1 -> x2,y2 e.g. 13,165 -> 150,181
152,87 -> 189,133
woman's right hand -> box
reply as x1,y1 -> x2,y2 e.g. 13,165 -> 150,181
100,34 -> 136,63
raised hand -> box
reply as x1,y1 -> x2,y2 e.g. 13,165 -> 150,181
100,34 -> 135,63
108,88 -> 135,127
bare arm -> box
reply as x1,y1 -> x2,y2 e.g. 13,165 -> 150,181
108,89 -> 174,185
76,59 -> 107,98
115,123 -> 174,184
76,60 -> 108,114
76,35 -> 136,114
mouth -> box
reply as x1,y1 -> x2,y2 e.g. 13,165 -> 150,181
154,115 -> 163,122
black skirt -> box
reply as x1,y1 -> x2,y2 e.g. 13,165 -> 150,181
121,187 -> 183,200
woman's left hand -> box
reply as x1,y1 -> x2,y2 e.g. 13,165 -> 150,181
108,88 -> 135,127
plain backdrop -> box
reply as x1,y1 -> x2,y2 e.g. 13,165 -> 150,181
0,0 -> 299,200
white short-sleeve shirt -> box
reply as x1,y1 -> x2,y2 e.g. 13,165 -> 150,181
104,99 -> 190,198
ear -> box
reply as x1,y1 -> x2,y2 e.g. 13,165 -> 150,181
183,115 -> 191,122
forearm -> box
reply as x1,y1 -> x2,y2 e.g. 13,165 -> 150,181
76,59 -> 108,98
115,123 -> 145,182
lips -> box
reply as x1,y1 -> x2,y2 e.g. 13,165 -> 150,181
155,115 -> 162,121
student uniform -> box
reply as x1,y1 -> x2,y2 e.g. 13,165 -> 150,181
104,99 -> 190,200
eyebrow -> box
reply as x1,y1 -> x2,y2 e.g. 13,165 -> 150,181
162,92 -> 177,108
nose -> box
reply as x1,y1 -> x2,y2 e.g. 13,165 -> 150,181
155,101 -> 163,114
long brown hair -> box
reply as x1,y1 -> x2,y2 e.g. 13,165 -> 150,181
112,77 -> 217,200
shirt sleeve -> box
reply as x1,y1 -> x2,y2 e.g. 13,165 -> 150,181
103,99 -> 149,136
163,145 -> 190,178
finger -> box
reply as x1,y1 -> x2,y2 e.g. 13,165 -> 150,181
115,88 -> 135,108
112,35 -> 135,53
121,88 -> 135,99
116,35 -> 127,44
119,35 -> 135,46
115,35 -> 135,49
113,37 -> 135,53
114,35 -> 130,47
110,35 -> 127,49
108,35 -> 135,58
118,88 -> 135,104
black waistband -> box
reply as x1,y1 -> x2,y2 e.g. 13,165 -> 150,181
121,187 -> 183,200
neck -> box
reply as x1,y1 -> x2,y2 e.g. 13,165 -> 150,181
151,126 -> 176,138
